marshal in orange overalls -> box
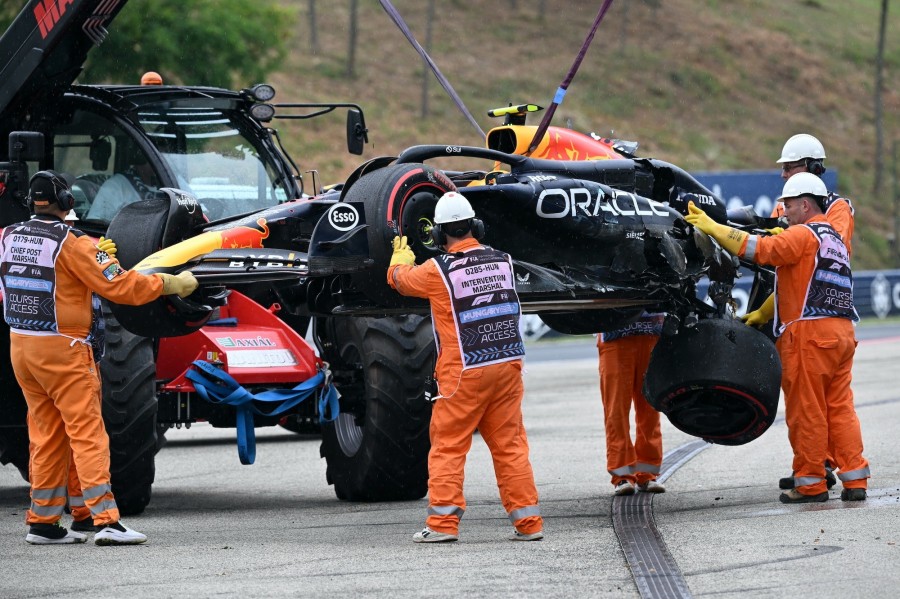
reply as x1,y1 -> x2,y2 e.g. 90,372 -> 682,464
389,237 -> 542,537
742,215 -> 869,497
771,195 -> 855,484
597,314 -> 664,489
2,217 -> 164,528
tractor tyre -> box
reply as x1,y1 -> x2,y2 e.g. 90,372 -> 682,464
643,317 -> 781,446
0,426 -> 29,482
320,315 -> 434,501
99,303 -> 160,515
0,331 -> 30,481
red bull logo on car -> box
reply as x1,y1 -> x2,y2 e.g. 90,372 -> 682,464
220,218 -> 270,249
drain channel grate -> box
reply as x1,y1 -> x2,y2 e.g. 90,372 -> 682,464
612,439 -> 709,599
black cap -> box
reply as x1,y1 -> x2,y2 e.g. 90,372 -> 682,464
29,171 -> 74,205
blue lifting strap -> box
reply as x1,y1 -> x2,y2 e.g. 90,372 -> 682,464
185,360 -> 340,465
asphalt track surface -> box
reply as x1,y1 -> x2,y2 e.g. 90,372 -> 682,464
1,321 -> 899,598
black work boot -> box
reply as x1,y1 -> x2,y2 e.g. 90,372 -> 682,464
840,488 -> 866,501
778,469 -> 836,490
779,489 -> 829,504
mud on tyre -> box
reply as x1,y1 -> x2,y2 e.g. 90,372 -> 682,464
319,314 -> 434,501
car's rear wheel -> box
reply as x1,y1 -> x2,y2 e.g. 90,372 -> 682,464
643,317 -> 781,446
343,162 -> 454,306
319,315 -> 434,501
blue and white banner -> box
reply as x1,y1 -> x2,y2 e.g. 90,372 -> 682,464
693,169 -> 839,217
696,269 -> 900,320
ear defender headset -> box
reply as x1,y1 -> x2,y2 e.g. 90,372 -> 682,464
28,170 -> 74,212
805,158 -> 826,176
430,218 -> 485,247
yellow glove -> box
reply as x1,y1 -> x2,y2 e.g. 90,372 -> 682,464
684,201 -> 718,236
740,293 -> 775,327
97,236 -> 117,257
764,227 -> 784,235
157,271 -> 199,298
389,235 -> 416,267
685,201 -> 749,256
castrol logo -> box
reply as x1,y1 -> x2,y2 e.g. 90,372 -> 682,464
327,204 -> 359,231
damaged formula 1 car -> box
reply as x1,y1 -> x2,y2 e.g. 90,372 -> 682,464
323,106 -> 783,450
114,103 -> 783,466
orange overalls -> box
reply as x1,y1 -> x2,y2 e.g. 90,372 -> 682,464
741,216 -> 869,497
1,216 -> 163,527
388,237 -> 542,536
772,194 -> 854,254
772,195 -> 854,478
597,314 -> 664,487
27,422 -> 91,524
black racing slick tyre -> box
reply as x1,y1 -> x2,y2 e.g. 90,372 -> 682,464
107,197 -> 210,338
99,303 -> 160,515
319,315 -> 435,502
343,162 -> 455,307
643,317 -> 781,446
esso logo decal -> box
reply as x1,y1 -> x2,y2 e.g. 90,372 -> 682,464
328,204 -> 359,231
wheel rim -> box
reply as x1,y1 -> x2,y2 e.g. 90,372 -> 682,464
399,190 -> 442,255
416,215 -> 436,249
334,338 -> 365,457
333,412 -> 363,456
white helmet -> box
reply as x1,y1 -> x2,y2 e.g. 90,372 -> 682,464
776,133 -> 826,163
778,172 -> 828,200
433,191 -> 474,224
